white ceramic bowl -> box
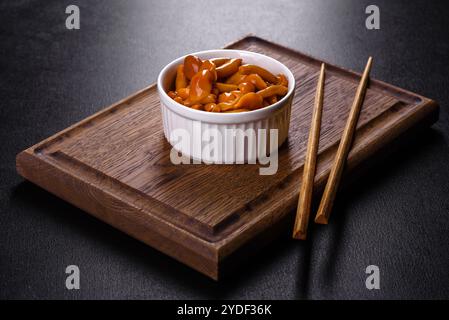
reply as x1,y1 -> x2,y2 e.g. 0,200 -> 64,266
157,49 -> 295,164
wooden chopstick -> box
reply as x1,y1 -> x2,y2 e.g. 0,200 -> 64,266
314,57 -> 373,225
292,63 -> 326,240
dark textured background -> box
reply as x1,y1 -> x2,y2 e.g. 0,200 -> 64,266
1,0 -> 449,299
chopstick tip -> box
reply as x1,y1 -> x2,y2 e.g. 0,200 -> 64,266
319,63 -> 326,78
320,63 -> 326,72
292,230 -> 307,240
314,214 -> 328,225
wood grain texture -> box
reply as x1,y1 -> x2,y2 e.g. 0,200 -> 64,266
16,36 -> 439,280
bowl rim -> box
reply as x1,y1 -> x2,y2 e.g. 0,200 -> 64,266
157,49 -> 295,124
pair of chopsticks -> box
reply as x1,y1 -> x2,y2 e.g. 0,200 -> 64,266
292,57 -> 373,240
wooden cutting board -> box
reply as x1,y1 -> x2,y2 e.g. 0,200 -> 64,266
16,36 -> 439,280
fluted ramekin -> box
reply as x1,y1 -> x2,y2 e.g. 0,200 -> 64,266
157,49 -> 295,164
